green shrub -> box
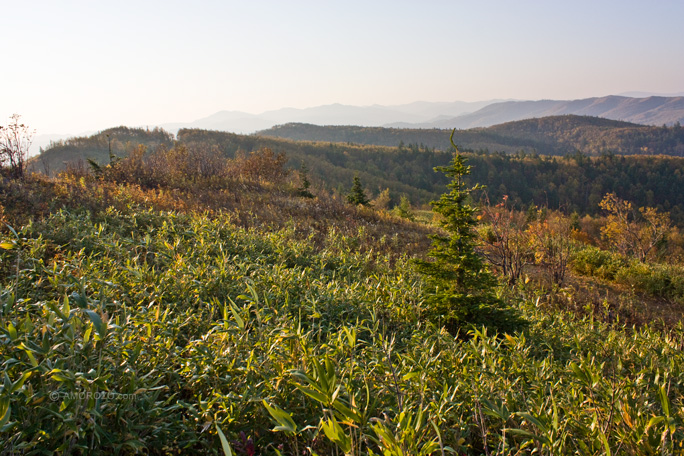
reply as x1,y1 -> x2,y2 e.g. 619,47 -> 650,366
572,246 -> 627,281
573,246 -> 684,302
616,261 -> 684,302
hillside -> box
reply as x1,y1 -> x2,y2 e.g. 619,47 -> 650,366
260,115 -> 684,156
3,144 -> 684,454
31,126 -> 684,225
478,115 -> 684,155
177,128 -> 684,224
30,126 -> 174,174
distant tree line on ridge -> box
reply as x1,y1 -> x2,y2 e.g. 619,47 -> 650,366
30,125 -> 684,225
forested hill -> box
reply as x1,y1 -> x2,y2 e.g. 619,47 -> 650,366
258,115 -> 684,156
31,127 -> 684,224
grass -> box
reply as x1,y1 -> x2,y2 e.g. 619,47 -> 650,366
1,164 -> 684,454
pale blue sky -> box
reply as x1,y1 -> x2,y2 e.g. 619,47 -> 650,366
2,0 -> 683,134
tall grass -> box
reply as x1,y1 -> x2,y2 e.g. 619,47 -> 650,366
2,208 -> 684,454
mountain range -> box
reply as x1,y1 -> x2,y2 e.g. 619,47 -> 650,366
31,100 -> 494,154
31,95 -> 684,155
159,100 -> 499,133
392,96 -> 684,129
161,95 -> 684,134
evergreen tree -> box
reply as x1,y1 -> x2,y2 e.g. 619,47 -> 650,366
347,175 -> 370,206
393,195 -> 415,221
414,131 -> 522,334
297,163 -> 314,198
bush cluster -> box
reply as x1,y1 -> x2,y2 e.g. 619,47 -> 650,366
572,246 -> 627,281
573,246 -> 684,302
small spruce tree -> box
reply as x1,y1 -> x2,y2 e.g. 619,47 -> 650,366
297,163 -> 314,198
393,195 -> 415,221
414,130 -> 522,334
347,175 -> 370,206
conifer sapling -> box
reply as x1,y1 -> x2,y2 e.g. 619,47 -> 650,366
414,130 -> 522,334
347,175 -> 370,206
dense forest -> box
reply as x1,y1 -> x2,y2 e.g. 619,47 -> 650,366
179,128 -> 684,222
260,115 -> 684,156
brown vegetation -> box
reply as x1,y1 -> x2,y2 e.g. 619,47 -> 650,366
3,145 -> 436,263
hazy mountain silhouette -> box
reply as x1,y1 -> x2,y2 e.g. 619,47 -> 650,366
407,96 -> 684,129
160,96 -> 683,135
160,101 -> 500,133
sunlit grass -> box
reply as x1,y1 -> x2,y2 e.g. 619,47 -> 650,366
1,203 -> 683,454
1,154 -> 684,454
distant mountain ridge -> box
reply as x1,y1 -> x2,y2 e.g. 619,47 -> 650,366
396,96 -> 684,129
159,100 -> 502,133
258,115 -> 684,156
161,96 -> 684,135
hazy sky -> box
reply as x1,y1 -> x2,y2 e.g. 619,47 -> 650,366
2,0 -> 683,134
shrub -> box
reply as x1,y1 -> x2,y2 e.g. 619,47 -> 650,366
347,175 -> 370,206
616,261 -> 684,302
393,196 -> 415,221
233,147 -> 289,183
0,114 -> 34,179
572,246 -> 627,281
527,211 -> 574,286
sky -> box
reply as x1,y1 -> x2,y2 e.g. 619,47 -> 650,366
2,0 -> 684,135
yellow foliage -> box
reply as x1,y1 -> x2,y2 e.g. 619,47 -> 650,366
526,211 -> 573,285
599,192 -> 671,262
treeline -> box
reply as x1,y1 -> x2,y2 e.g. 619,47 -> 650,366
259,115 -> 684,156
466,151 -> 684,224
33,127 -> 684,225
257,123 -> 454,150
178,129 -> 684,224
484,115 -> 684,156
